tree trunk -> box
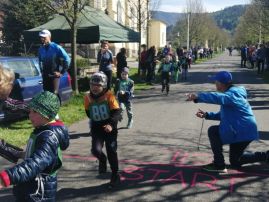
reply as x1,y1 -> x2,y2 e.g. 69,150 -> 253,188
71,24 -> 78,95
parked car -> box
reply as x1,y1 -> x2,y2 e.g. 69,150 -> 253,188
0,57 -> 72,121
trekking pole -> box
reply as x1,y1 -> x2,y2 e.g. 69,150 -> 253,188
197,118 -> 205,151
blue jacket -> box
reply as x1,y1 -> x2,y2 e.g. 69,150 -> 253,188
3,120 -> 69,202
197,86 -> 259,144
97,49 -> 113,72
38,42 -> 70,76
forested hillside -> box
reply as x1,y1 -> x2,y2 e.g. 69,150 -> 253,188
152,5 -> 247,33
211,5 -> 247,32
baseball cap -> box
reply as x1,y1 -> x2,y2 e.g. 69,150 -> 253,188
210,71 -> 232,84
39,29 -> 51,38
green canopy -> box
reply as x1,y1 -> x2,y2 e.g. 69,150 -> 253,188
23,6 -> 140,44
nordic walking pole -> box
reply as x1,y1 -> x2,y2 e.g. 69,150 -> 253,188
197,118 -> 205,151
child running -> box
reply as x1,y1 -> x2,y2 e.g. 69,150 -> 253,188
114,67 -> 134,129
84,72 -> 122,189
0,91 -> 69,201
158,55 -> 173,95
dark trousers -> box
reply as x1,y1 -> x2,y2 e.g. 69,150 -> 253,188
91,133 -> 119,173
241,57 -> 247,67
103,70 -> 112,90
161,72 -> 170,93
42,76 -> 61,104
257,59 -> 265,74
239,151 -> 268,165
43,76 -> 55,93
208,125 -> 251,167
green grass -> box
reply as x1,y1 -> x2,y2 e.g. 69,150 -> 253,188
0,93 -> 86,147
0,68 -> 154,147
128,68 -> 156,91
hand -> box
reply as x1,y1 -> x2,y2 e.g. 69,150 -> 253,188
120,91 -> 125,95
54,72 -> 61,78
196,109 -> 206,118
186,93 -> 197,101
103,124 -> 112,133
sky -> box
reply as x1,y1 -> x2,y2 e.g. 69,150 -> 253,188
157,0 -> 251,13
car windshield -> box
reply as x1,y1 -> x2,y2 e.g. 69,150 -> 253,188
1,59 -> 39,78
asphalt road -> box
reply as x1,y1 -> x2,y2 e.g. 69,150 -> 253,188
1,51 -> 269,202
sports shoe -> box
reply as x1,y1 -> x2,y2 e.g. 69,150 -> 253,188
108,173 -> 121,189
202,163 -> 227,173
98,157 -> 107,174
266,151 -> 269,163
127,119 -> 133,129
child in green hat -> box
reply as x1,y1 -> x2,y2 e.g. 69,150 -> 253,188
0,91 -> 69,201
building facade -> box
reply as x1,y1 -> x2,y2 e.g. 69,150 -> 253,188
77,0 -> 166,59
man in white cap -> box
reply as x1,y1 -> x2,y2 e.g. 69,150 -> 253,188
38,29 -> 70,100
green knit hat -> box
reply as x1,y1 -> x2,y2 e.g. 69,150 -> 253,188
29,91 -> 60,120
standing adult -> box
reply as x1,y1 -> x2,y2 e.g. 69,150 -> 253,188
116,48 -> 127,79
140,44 -> 147,81
240,45 -> 248,68
38,29 -> 71,99
256,44 -> 266,74
145,46 -> 156,84
186,71 -> 259,173
265,42 -> 269,70
97,40 -> 113,89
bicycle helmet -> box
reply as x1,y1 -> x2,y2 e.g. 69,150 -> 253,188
90,71 -> 107,89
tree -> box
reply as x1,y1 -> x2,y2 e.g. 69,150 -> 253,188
38,0 -> 90,95
127,0 -> 160,74
0,0 -> 52,55
233,0 -> 269,45
172,0 -> 228,50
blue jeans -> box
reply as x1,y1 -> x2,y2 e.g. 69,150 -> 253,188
208,125 -> 251,167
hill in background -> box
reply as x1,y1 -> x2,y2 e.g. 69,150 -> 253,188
151,11 -> 183,26
151,5 -> 247,33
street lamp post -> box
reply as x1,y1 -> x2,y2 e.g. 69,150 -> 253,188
187,12 -> 191,51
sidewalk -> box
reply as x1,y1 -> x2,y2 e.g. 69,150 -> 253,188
1,52 -> 269,201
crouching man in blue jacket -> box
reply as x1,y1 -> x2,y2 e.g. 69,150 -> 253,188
186,71 -> 267,173
0,91 -> 69,201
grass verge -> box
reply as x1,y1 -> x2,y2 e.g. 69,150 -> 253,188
0,68 -> 154,147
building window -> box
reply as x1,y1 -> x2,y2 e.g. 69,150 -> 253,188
117,0 -> 123,24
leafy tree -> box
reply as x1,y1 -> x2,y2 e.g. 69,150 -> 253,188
171,0 -> 228,50
233,0 -> 269,46
127,0 -> 160,74
36,0 -> 90,95
0,0 -> 52,55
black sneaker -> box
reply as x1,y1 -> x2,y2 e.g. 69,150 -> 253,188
108,173 -> 121,189
266,151 -> 269,163
202,163 -> 227,173
98,158 -> 107,174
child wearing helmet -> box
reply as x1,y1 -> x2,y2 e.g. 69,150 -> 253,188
84,72 -> 122,189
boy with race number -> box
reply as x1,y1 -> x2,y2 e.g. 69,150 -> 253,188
84,72 -> 122,188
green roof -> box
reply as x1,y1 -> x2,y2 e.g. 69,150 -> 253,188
23,6 -> 140,43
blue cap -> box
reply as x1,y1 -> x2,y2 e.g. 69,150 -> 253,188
210,71 -> 232,84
